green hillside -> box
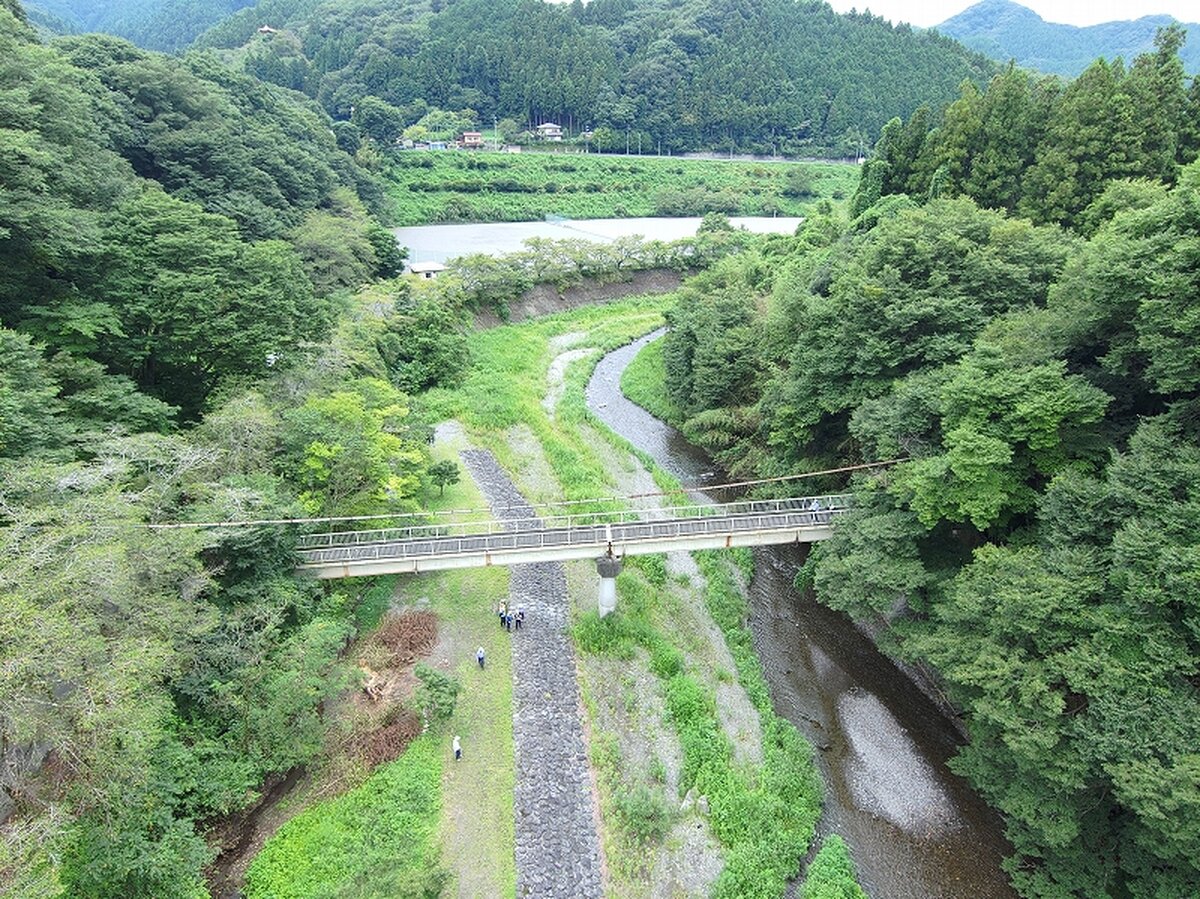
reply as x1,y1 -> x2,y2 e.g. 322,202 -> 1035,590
196,0 -> 996,157
658,33 -> 1200,899
25,0 -> 256,50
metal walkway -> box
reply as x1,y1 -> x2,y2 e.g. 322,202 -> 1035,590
296,494 -> 851,579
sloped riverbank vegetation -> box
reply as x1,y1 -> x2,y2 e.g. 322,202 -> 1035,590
654,35 -> 1200,899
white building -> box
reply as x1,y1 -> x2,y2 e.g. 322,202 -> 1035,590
408,261 -> 448,279
535,122 -> 564,142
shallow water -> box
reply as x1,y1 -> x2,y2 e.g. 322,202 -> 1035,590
586,330 -> 1017,899
394,216 -> 802,264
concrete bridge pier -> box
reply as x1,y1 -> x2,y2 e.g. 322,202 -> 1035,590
596,551 -> 623,617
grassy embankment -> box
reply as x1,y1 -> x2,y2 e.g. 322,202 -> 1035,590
622,336 -> 868,898
619,334 -> 684,428
387,151 -> 860,224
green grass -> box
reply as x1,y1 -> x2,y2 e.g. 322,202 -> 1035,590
575,556 -> 822,899
244,737 -> 445,899
410,427 -> 517,898
387,151 -> 859,224
422,294 -> 674,508
405,564 -> 516,899
619,334 -> 685,428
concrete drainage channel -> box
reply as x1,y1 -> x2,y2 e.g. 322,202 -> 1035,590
459,448 -> 604,898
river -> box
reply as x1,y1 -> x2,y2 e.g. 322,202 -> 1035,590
585,330 -> 1017,899
394,216 -> 802,263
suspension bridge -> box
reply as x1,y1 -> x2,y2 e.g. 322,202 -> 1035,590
294,493 -> 852,580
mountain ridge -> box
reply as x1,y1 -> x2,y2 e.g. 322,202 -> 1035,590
936,0 -> 1200,76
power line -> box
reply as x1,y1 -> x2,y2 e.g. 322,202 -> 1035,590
132,457 -> 906,531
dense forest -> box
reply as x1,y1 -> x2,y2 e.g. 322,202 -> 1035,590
24,0 -> 256,51
939,0 -> 1200,78
194,0 -> 995,157
0,1 -> 444,893
660,31 -> 1200,899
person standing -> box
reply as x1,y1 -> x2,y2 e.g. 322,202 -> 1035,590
477,645 -> 486,668
516,608 -> 525,630
453,735 -> 462,761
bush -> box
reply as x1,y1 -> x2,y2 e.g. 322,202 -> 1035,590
414,663 -> 460,726
613,783 -> 672,844
573,610 -> 639,658
648,641 -> 683,678
631,552 -> 667,586
802,835 -> 868,899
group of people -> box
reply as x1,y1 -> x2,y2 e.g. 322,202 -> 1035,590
496,600 -> 525,632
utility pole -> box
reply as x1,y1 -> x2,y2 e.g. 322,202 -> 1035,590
626,127 -> 630,155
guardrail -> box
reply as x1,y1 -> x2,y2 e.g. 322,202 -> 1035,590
295,494 -> 851,550
295,494 -> 852,569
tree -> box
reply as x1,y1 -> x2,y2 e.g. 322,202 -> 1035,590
427,459 -> 460,497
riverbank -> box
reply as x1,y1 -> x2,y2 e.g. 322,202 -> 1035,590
596,331 -> 1017,899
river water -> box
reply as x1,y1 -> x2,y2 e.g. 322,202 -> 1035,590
586,330 -> 1017,899
394,216 -> 802,263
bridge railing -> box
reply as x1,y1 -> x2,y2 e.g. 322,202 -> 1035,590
294,493 -> 853,552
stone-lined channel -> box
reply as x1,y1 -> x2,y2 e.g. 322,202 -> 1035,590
586,330 -> 1017,899
459,449 -> 604,899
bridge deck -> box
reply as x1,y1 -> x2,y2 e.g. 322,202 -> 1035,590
296,495 -> 850,579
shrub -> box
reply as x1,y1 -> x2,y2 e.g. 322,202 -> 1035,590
414,663 -> 460,726
632,552 -> 667,586
801,835 -> 868,899
614,783 -> 672,844
573,610 -> 639,658
648,641 -> 683,678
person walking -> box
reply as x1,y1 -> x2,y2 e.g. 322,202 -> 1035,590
505,611 -> 513,632
516,608 -> 525,630
498,601 -> 507,629
453,735 -> 462,761
477,645 -> 486,668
